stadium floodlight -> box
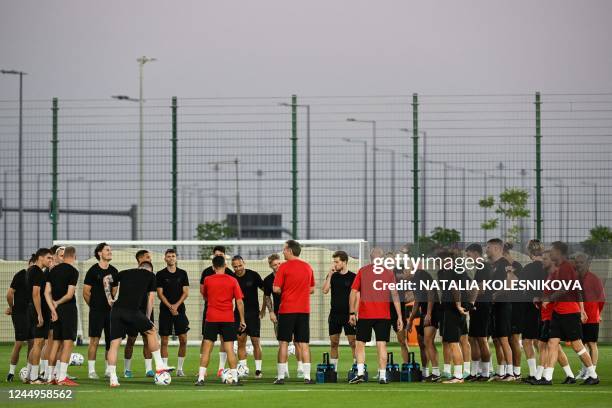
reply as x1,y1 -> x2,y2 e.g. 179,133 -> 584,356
1,69 -> 27,260
346,118 -> 377,244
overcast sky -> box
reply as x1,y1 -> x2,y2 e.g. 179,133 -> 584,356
1,0 -> 612,99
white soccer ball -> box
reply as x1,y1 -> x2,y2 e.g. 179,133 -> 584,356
19,367 -> 29,382
246,344 -> 254,356
237,364 -> 249,378
221,368 -> 234,384
154,371 -> 172,386
288,343 -> 296,356
70,353 -> 84,366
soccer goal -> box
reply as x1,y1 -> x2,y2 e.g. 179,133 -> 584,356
54,239 -> 368,346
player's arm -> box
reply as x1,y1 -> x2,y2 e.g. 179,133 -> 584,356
102,274 -> 115,307
54,285 -> 76,306
83,284 -> 92,306
390,288 -> 404,331
32,284 -> 43,326
348,288 -> 359,325
322,270 -> 333,294
176,285 -> 189,307
236,298 -> 246,330
272,285 -> 281,295
157,288 -> 173,309
44,282 -> 57,321
146,291 -> 154,321
5,287 -> 14,315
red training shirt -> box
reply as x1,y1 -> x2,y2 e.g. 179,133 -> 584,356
552,260 -> 580,315
202,273 -> 243,322
273,258 -> 315,314
582,270 -> 605,324
351,264 -> 395,320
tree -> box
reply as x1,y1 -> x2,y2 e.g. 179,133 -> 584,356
195,220 -> 235,260
479,188 -> 530,243
581,225 -> 612,258
413,227 -> 462,256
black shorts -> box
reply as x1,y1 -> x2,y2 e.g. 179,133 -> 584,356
492,303 -> 512,338
390,304 -> 408,332
460,314 -> 468,336
88,309 -> 111,349
236,314 -> 260,338
468,302 -> 491,338
52,304 -> 78,341
539,320 -> 551,342
203,321 -> 237,342
521,303 -> 541,340
159,308 -> 190,336
356,318 -> 391,343
277,313 -> 310,343
582,323 -> 599,343
126,308 -> 154,337
550,312 -> 582,342
511,303 -> 525,335
441,306 -> 462,343
328,313 -> 356,336
11,311 -> 31,341
28,304 -> 50,339
110,307 -> 154,341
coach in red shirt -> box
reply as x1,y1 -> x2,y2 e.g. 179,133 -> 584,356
272,240 -> 315,384
348,248 -> 403,384
574,252 -> 605,378
543,242 -> 598,385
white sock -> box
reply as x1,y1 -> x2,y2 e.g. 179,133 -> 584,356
40,360 -> 48,374
108,365 -> 117,380
255,360 -> 262,371
357,363 -> 365,376
230,368 -> 238,382
55,360 -> 60,369
480,361 -> 490,377
302,363 -> 311,380
47,366 -> 55,381
277,363 -> 284,379
443,363 -> 451,374
453,365 -> 463,379
513,366 -> 521,376
26,363 -> 32,378
463,361 -> 470,375
330,358 -> 338,371
145,358 -> 153,372
543,367 -> 553,381
124,358 -> 132,371
506,364 -> 514,376
297,361 -> 303,372
282,362 -> 289,378
219,352 -> 227,370
424,367 -> 430,377
9,364 -> 16,375
30,365 -> 39,381
378,369 -> 386,381
58,362 -> 68,382
586,365 -> 598,379
562,364 -> 574,378
535,365 -> 544,380
497,364 -> 505,377
432,366 -> 440,376
162,357 -> 168,365
88,360 -> 96,373
198,366 -> 207,381
527,358 -> 536,377
239,359 -> 247,368
471,361 -> 480,376
177,357 -> 185,371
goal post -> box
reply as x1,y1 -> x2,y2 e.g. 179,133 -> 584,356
54,239 -> 368,346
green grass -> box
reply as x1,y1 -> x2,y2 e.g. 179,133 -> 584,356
0,343 -> 610,408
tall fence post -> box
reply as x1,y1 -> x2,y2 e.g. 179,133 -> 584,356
51,97 -> 59,240
171,96 -> 178,244
291,94 -> 298,239
412,93 -> 420,245
535,92 -> 542,241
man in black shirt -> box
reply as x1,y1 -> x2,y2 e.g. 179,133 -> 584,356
199,245 -> 235,377
25,248 -> 53,384
261,253 -> 282,333
486,238 -> 514,381
232,255 -> 264,378
83,242 -> 119,379
44,246 -> 80,386
5,255 -> 35,382
407,266 -> 441,381
157,249 -> 190,377
465,243 -> 493,381
124,249 -> 154,378
322,250 -> 356,373
104,261 -> 173,388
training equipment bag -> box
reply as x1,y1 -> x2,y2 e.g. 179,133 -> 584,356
316,352 -> 338,383
386,352 -> 401,382
401,352 -> 422,382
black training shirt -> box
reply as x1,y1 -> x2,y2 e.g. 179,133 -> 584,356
84,263 -> 119,311
10,269 -> 28,313
113,268 -> 157,311
329,271 -> 355,315
47,263 -> 79,304
263,272 -> 281,314
156,267 -> 190,313
234,269 -> 264,317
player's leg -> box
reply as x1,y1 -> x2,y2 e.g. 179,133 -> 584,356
57,339 -> 75,384
217,335 -> 228,375
510,332 -> 522,378
467,336 -> 480,380
498,336 -> 513,380
329,333 -> 340,370
123,335 -> 136,377
176,333 -> 188,375
347,334 -> 357,362
424,326 -> 440,380
295,314 -> 312,383
7,341 -> 24,382
196,339 -> 214,384
374,319 -> 391,384
274,313 -> 292,384
107,338 -> 123,387
142,334 -> 153,376
251,336 -> 263,377
46,339 -> 61,383
160,336 -> 169,361
87,337 -> 101,377
396,329 -> 409,364
477,337 -> 491,380
460,334 -> 471,378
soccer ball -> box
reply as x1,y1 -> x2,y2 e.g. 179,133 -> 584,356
154,371 -> 172,386
221,368 -> 234,384
70,353 -> 84,366
237,364 -> 249,378
288,343 -> 296,356
246,344 -> 254,356
19,367 -> 29,382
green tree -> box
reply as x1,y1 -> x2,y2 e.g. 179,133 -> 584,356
581,225 -> 612,258
195,220 -> 235,260
479,188 -> 530,243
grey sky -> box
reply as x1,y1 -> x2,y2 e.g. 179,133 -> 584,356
1,0 -> 612,99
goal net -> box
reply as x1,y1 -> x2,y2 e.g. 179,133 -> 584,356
53,239 -> 368,346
